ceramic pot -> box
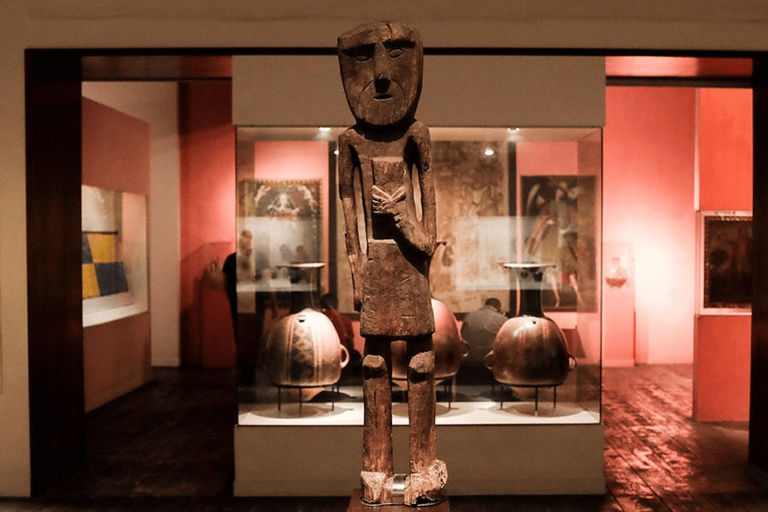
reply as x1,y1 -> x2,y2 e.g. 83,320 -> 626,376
605,257 -> 628,288
391,298 -> 469,383
264,308 -> 349,388
485,264 -> 575,387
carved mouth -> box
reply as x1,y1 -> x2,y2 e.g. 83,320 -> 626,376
374,94 -> 393,101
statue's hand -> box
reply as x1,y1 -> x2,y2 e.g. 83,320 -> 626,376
372,185 -> 406,215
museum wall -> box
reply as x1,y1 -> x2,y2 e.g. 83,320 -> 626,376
604,87 -> 697,365
81,98 -> 152,412
82,82 -> 182,368
694,88 -> 752,421
699,88 -> 753,211
82,99 -> 150,195
6,0 -> 768,496
517,141 -> 579,177
179,81 -> 236,366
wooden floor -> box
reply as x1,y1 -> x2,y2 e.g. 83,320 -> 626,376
2,365 -> 768,511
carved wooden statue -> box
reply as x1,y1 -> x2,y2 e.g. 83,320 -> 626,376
337,21 -> 447,506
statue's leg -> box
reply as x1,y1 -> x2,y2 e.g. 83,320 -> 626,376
361,337 -> 394,504
404,335 -> 447,505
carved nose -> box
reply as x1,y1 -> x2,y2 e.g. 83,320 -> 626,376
374,77 -> 391,95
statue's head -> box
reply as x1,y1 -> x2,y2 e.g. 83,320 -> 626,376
338,21 -> 423,129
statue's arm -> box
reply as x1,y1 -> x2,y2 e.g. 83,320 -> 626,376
391,123 -> 436,257
338,133 -> 365,310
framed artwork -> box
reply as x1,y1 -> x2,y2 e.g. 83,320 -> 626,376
81,185 -> 148,326
332,140 -> 515,315
520,175 -> 597,311
236,179 -> 322,289
82,232 -> 129,299
703,213 -> 752,310
429,141 -> 514,314
81,185 -> 128,300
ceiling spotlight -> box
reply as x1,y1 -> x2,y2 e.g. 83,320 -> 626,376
319,127 -> 331,132
507,127 -> 521,141
484,147 -> 495,156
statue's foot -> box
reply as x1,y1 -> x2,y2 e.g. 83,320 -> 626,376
361,470 -> 394,505
404,459 -> 448,506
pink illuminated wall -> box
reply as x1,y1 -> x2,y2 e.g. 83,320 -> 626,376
698,88 -> 752,211
516,141 -> 578,179
694,315 -> 751,421
603,85 -> 752,389
694,88 -> 752,421
82,98 -> 150,195
604,87 -> 697,364
82,98 -> 152,411
179,82 -> 236,366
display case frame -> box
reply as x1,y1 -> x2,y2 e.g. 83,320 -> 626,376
232,125 -> 604,496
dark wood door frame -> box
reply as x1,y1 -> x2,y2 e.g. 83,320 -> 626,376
750,53 -> 768,470
25,49 -> 85,494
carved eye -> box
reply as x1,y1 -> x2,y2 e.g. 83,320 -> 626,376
344,44 -> 374,63
384,39 -> 415,59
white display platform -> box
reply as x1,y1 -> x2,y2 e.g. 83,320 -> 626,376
234,399 -> 605,497
239,400 -> 599,426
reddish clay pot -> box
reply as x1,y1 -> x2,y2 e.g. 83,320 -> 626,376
391,298 -> 469,383
264,308 -> 349,388
485,264 -> 574,387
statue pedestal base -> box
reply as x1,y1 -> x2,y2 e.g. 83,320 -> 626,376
347,489 -> 450,511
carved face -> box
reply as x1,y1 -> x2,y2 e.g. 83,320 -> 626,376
338,22 -> 423,128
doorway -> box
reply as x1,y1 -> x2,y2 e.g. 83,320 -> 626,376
24,50 -> 768,494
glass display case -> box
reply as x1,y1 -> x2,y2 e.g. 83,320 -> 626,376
233,126 -> 602,426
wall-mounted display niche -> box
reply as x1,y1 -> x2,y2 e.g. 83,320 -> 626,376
233,126 -> 602,428
82,185 -> 148,327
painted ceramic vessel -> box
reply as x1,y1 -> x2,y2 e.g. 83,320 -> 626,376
605,257 -> 629,288
485,264 -> 574,387
264,308 -> 349,388
391,298 -> 469,383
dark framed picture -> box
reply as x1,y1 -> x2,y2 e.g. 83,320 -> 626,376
703,214 -> 752,309
520,175 -> 597,311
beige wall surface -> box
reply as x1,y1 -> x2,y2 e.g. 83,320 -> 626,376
4,0 -> 768,497
234,55 -> 605,127
17,0 -> 768,50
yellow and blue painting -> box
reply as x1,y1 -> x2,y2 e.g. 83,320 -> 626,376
82,232 -> 129,299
